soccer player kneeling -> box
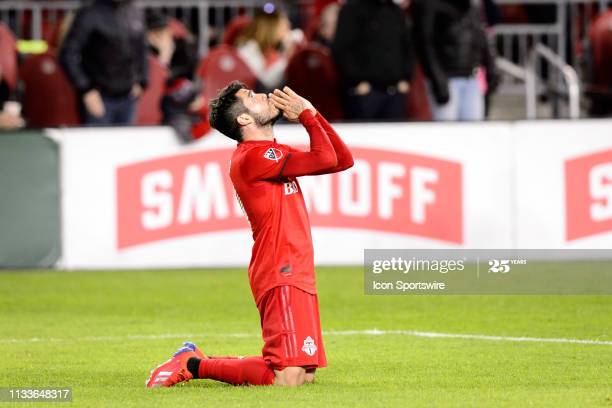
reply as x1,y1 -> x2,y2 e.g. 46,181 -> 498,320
146,82 -> 353,388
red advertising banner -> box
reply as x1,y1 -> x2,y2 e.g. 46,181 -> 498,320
565,149 -> 612,241
117,147 -> 463,249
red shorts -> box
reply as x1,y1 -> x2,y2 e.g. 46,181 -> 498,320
257,285 -> 327,371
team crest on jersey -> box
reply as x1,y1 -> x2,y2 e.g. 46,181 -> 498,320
263,148 -> 283,162
301,336 -> 317,356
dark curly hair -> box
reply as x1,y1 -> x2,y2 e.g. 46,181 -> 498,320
208,81 -> 248,142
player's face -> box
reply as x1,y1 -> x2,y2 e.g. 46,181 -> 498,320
236,89 -> 282,127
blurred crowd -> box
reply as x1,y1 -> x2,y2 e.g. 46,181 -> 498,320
0,0 -> 611,137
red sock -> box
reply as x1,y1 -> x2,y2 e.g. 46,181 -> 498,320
209,355 -> 242,359
198,357 -> 275,386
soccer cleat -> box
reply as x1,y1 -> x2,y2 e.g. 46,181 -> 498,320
180,341 -> 246,360
146,341 -> 206,388
175,341 -> 207,360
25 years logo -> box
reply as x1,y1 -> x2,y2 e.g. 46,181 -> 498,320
488,259 -> 528,273
488,260 -> 511,273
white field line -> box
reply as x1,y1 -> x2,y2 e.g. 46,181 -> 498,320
0,329 -> 611,346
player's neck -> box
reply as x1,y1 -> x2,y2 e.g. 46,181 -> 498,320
242,126 -> 275,142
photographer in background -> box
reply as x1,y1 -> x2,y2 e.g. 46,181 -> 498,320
59,0 -> 148,126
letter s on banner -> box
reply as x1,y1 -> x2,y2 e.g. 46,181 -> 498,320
116,149 -> 247,249
141,170 -> 173,230
565,149 -> 612,241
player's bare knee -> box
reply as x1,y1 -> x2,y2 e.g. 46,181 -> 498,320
285,375 -> 305,387
275,367 -> 306,387
304,368 -> 316,383
283,371 -> 305,387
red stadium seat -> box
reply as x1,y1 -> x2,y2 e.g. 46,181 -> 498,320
586,11 -> 612,115
286,44 -> 343,121
196,45 -> 256,102
588,11 -> 612,91
407,63 -> 432,121
303,16 -> 320,42
222,15 -> 251,46
137,55 -> 168,125
0,24 -> 18,91
20,51 -> 80,127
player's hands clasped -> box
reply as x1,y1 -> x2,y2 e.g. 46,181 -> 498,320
269,86 -> 316,123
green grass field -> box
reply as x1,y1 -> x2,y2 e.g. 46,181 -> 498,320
1,267 -> 611,407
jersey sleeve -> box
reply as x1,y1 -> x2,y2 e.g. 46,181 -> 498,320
241,145 -> 292,181
240,111 -> 341,181
279,113 -> 354,177
275,110 -> 337,178
311,113 -> 354,175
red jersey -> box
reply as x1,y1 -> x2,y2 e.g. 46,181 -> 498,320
229,110 -> 353,303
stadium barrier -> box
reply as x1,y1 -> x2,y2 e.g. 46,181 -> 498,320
0,131 -> 61,267
1,121 -> 611,268
43,121 -> 612,269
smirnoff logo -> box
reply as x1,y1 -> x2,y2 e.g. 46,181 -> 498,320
116,148 -> 463,249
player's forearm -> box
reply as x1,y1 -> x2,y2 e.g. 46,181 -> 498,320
279,111 -> 337,177
315,113 -> 354,172
298,110 -> 337,168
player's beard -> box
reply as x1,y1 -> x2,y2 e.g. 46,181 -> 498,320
253,108 -> 283,128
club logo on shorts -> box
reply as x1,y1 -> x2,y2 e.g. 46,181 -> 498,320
263,148 -> 283,162
302,336 -> 317,356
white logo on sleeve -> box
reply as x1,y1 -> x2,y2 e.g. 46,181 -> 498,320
301,336 -> 317,356
263,148 -> 283,162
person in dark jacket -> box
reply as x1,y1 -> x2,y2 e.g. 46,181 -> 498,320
59,0 -> 148,125
413,0 -> 498,121
332,0 -> 414,120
